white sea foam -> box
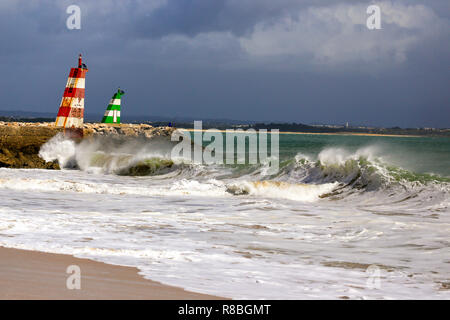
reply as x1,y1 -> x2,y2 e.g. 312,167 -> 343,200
39,133 -> 76,167
39,133 -> 177,173
0,167 -> 449,299
317,145 -> 381,165
226,180 -> 337,201
1,135 -> 449,299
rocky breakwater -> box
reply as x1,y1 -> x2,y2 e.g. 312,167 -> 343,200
83,123 -> 175,138
0,122 -> 176,169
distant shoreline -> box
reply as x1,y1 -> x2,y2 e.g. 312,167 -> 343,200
0,117 -> 448,137
179,128 -> 423,138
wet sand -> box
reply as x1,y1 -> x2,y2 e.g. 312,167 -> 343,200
0,247 -> 225,300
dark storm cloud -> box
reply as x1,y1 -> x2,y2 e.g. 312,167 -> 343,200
133,0 -> 359,38
0,0 -> 448,128
135,0 -> 229,37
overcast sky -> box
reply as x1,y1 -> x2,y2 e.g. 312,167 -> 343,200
0,0 -> 449,127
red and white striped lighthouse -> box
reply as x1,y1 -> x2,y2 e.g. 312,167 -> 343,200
55,54 -> 88,138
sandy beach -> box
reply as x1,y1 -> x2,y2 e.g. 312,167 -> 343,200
0,247 -> 224,300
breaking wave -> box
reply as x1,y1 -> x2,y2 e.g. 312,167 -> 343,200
39,133 -> 179,176
226,181 -> 338,202
277,147 -> 450,190
37,134 -> 449,204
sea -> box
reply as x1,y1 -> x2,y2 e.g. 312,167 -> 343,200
0,131 -> 449,299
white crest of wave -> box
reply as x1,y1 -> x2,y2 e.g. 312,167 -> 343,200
294,153 -> 312,162
38,133 -> 76,167
170,179 -> 228,197
317,145 -> 381,165
227,180 -> 337,202
38,134 -> 178,173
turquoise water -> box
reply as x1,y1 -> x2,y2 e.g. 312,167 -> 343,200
194,130 -> 450,181
278,134 -> 450,177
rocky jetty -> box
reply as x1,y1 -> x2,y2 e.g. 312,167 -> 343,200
0,122 -> 176,169
83,123 -> 175,138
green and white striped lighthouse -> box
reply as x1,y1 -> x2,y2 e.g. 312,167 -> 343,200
101,88 -> 125,124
